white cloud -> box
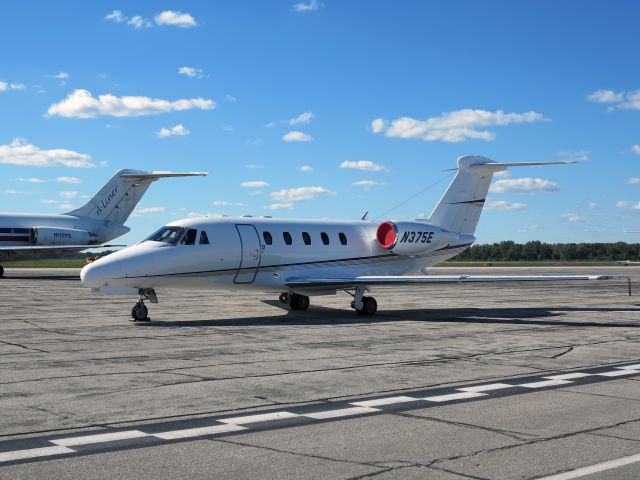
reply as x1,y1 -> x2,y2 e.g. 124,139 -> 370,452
633,203 -> 640,211
616,200 -> 630,208
17,177 -> 46,183
625,177 -> 640,185
225,95 -> 237,103
371,118 -> 386,133
293,0 -> 322,12
340,160 -> 385,171
271,186 -> 335,202
47,89 -> 215,118
241,181 -> 269,188
587,90 -> 623,103
128,15 -> 151,28
60,190 -> 78,199
352,180 -> 385,190
244,164 -> 264,169
58,202 -> 73,210
0,138 -> 93,168
558,150 -> 589,162
561,213 -> 586,222
178,66 -> 203,78
212,200 -> 245,207
300,165 -> 313,172
264,203 -> 294,210
588,202 -> 598,209
632,144 -> 640,155
4,189 -> 27,195
485,200 -> 527,211
0,81 -> 25,91
223,125 -> 233,132
157,124 -> 190,138
282,131 -> 313,142
132,206 -> 165,217
288,111 -> 314,125
105,10 -> 125,23
373,109 -> 545,142
56,176 -> 81,184
587,89 -> 640,111
490,177 -> 560,194
154,10 -> 198,28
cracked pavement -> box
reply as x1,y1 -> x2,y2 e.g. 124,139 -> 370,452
1,267 -> 640,479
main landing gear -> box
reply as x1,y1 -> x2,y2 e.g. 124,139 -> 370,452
279,292 -> 310,311
350,286 -> 377,316
278,287 -> 378,316
131,288 -> 157,322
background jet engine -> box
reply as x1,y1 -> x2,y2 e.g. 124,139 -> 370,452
375,221 -> 459,255
29,227 -> 97,246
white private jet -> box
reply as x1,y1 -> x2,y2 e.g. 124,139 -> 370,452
81,156 -> 624,321
0,169 -> 207,276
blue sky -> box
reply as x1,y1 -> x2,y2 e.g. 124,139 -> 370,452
1,0 -> 639,244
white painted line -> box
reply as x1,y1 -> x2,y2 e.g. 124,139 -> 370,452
218,411 -> 299,424
51,430 -> 149,447
0,445 -> 74,463
350,396 -> 418,407
543,373 -> 592,380
535,452 -> 640,480
519,379 -> 572,389
423,391 -> 487,402
458,383 -> 514,392
616,364 -> 640,370
153,424 -> 247,440
597,369 -> 640,377
303,406 -> 380,419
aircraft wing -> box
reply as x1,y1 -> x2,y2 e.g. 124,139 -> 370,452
285,274 -> 626,289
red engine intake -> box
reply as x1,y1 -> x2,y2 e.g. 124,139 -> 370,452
376,221 -> 398,250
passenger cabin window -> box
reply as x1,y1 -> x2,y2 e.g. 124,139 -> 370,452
339,232 -> 347,245
283,231 -> 293,245
321,232 -> 330,245
199,231 -> 210,245
180,228 -> 198,246
302,232 -> 311,245
263,231 -> 273,245
146,226 -> 185,245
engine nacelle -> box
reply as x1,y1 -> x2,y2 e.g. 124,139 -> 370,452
375,221 -> 459,255
29,227 -> 97,246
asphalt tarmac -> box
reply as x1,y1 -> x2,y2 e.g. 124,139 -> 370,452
1,267 -> 640,480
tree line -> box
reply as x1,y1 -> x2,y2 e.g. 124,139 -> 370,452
451,241 -> 640,262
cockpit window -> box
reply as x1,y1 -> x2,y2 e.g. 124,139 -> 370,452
146,226 -> 185,245
180,228 -> 198,246
199,231 -> 210,245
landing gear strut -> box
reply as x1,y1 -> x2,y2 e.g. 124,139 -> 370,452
351,286 -> 377,316
130,288 -> 157,322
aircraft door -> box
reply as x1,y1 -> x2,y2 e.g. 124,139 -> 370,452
234,224 -> 261,283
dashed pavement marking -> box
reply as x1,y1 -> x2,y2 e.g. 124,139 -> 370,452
1,362 -> 638,466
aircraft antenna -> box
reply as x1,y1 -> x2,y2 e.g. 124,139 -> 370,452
372,172 -> 454,221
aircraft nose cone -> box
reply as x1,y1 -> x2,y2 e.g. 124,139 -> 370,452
81,261 -> 107,288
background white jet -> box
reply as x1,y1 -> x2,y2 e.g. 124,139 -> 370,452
81,156 -> 624,321
0,169 -> 207,277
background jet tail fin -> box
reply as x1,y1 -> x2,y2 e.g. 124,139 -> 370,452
66,169 -> 207,225
427,156 -> 571,235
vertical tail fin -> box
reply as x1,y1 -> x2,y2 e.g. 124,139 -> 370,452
66,169 -> 207,225
427,156 -> 572,235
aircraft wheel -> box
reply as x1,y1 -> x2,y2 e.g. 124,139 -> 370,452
289,293 -> 310,311
0,265 -> 4,278
131,301 -> 149,322
356,296 -> 377,316
279,293 -> 289,304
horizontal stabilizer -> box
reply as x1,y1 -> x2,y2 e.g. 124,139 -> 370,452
471,161 -> 575,171
119,171 -> 208,180
286,274 -> 626,288
0,244 -> 124,253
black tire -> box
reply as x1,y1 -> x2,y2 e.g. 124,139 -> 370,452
279,293 -> 289,304
289,293 -> 310,311
0,265 -> 4,278
131,302 -> 149,321
357,296 -> 377,316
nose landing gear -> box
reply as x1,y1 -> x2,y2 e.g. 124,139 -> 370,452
130,288 -> 157,322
